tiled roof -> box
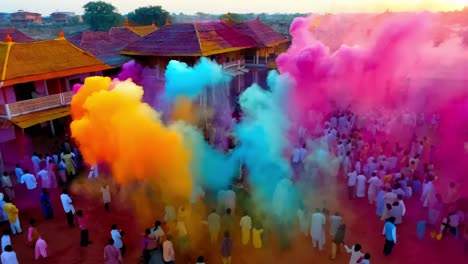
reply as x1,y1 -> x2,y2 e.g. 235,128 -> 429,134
68,31 -> 131,67
0,28 -> 35,42
109,27 -> 142,43
231,19 -> 289,48
121,21 -> 256,57
0,38 -> 111,86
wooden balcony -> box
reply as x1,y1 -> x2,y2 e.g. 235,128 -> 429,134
222,59 -> 246,70
0,91 -> 73,120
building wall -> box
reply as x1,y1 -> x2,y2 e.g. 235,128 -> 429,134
0,86 -> 17,104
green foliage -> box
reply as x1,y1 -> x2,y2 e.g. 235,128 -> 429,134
127,6 -> 169,27
68,16 -> 81,25
82,1 -> 124,31
220,13 -> 244,23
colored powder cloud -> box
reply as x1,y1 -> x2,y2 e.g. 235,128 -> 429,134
279,13 -> 468,119
117,60 -> 143,84
279,12 -> 468,196
233,70 -> 298,219
164,57 -> 231,101
173,121 -> 239,192
70,77 -> 192,203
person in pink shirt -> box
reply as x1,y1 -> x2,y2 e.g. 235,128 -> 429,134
35,237 -> 47,260
77,210 -> 89,247
28,219 -> 39,248
104,239 -> 122,264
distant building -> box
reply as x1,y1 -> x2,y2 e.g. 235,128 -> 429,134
10,10 -> 42,25
50,12 -> 68,23
50,12 -> 80,24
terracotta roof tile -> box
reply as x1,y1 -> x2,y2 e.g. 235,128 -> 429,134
109,27 -> 141,43
68,32 -> 131,66
0,28 -> 35,42
232,19 -> 289,47
0,38 -> 111,86
122,22 -> 256,57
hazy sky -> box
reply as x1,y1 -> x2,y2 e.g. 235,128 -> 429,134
1,0 -> 467,15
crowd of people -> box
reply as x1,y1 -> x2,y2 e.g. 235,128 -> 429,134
0,108 -> 467,264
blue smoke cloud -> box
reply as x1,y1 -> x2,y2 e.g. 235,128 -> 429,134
164,57 -> 231,101
233,70 -> 298,218
173,122 -> 239,191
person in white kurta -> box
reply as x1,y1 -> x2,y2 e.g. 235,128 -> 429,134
356,174 -> 367,198
100,185 -> 111,211
310,209 -> 326,251
421,178 -> 435,208
37,169 -> 50,189
31,154 -> 40,174
367,173 -> 381,204
20,170 -> 37,190
1,245 -> 18,264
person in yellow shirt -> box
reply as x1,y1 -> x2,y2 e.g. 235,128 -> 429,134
239,211 -> 252,245
252,222 -> 264,249
2,199 -> 21,235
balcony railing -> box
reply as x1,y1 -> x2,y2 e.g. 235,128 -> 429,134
222,59 -> 247,70
0,91 -> 73,120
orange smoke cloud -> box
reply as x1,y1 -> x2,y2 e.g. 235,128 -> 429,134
70,77 -> 192,202
172,96 -> 199,125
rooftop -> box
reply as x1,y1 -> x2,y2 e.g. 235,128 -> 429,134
68,31 -> 131,67
231,18 -> 289,47
121,21 -> 257,57
0,28 -> 35,42
0,37 -> 111,86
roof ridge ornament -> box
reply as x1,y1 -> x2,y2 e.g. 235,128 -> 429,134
5,33 -> 12,42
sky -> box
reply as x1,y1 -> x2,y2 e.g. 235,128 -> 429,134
1,0 -> 467,15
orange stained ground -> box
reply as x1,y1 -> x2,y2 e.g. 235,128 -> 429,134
5,168 -> 466,264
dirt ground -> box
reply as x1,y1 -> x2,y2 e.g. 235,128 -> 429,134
4,168 -> 466,264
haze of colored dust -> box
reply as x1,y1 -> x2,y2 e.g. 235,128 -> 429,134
277,12 -> 468,183
70,77 -> 192,225
70,11 -> 468,257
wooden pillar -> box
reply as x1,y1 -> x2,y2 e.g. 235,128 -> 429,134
14,125 -> 26,162
1,86 -> 8,104
49,120 -> 56,136
44,80 -> 49,95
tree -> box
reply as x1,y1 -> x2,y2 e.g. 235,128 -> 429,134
127,6 -> 169,27
82,1 -> 124,31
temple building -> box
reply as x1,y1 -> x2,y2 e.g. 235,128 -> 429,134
121,19 -> 256,109
221,13 -> 290,67
0,33 -> 111,162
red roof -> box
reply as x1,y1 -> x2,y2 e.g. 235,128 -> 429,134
0,28 -> 35,42
121,22 -> 256,57
109,27 -> 141,43
68,32 -> 131,66
231,19 -> 289,48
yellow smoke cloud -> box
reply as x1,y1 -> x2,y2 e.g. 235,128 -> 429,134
70,77 -> 192,203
